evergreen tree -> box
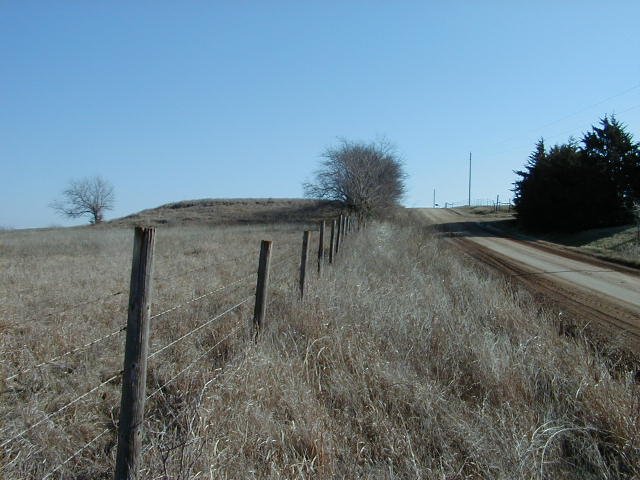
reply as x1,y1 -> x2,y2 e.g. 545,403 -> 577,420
513,115 -> 639,231
581,115 -> 640,212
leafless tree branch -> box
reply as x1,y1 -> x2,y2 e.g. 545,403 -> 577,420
50,176 -> 115,224
304,138 -> 406,217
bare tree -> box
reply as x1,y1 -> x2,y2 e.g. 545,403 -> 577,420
304,139 -> 406,217
51,176 -> 115,224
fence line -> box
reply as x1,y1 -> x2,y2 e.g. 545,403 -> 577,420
146,323 -> 243,401
253,249 -> 300,294
44,290 -> 126,317
0,370 -> 122,449
154,249 -> 257,283
147,295 -> 254,361
4,269 -> 258,383
1,213 -> 364,479
41,427 -> 112,480
270,250 -> 300,275
10,290 -> 127,324
150,271 -> 257,321
4,325 -> 126,382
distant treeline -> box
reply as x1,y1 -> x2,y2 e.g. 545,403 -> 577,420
513,116 -> 640,231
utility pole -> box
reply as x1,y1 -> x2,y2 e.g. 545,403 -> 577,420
433,188 -> 436,208
468,152 -> 472,207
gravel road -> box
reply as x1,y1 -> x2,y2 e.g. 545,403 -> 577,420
417,208 -> 640,348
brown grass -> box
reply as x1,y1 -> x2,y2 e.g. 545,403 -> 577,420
1,218 -> 638,479
538,224 -> 640,267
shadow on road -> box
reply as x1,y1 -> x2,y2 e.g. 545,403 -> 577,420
426,219 -> 517,239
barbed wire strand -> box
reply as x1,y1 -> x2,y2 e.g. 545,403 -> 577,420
150,271 -> 256,321
270,249 -> 299,272
146,324 -> 242,401
10,248 -> 259,324
4,327 -> 126,383
6,270 -> 259,382
0,371 -> 122,449
147,295 -> 254,362
9,290 -> 126,324
45,291 -> 125,318
140,346 -> 243,458
40,427 -> 112,480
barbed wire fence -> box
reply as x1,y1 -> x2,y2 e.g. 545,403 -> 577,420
0,213 -> 361,479
442,197 -> 514,212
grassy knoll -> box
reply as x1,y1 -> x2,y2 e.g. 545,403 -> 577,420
1,219 -> 638,478
111,198 -> 341,227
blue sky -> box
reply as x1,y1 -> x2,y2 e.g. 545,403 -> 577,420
2,2 -> 639,228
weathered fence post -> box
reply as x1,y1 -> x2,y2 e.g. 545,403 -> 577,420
336,214 -> 343,254
114,226 -> 156,480
253,240 -> 272,332
342,215 -> 347,241
317,221 -> 325,275
329,219 -> 336,264
299,230 -> 310,299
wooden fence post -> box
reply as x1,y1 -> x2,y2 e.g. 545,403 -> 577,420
253,240 -> 272,332
336,214 -> 343,254
317,221 -> 325,275
299,230 -> 310,299
114,226 -> 156,480
343,215 -> 347,241
342,215 -> 347,240
329,219 -> 336,264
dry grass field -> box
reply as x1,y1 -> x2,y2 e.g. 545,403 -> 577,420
1,214 -> 639,479
111,198 -> 341,228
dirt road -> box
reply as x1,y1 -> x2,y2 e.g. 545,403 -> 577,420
417,208 -> 640,347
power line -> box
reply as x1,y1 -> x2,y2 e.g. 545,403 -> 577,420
521,82 -> 640,137
489,102 -> 640,159
484,81 -> 640,152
